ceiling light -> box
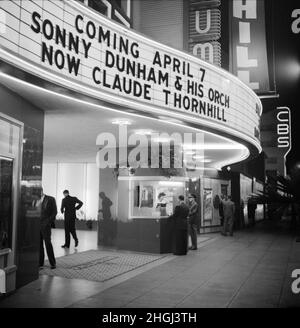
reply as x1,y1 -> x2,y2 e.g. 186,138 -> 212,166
134,129 -> 155,136
183,143 -> 247,150
183,158 -> 212,163
193,156 -> 208,161
184,150 -> 196,156
112,119 -> 132,126
158,181 -> 184,187
151,137 -> 171,143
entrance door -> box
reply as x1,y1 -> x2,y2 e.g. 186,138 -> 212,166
0,157 -> 13,250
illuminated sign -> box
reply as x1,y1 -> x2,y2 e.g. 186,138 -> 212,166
277,107 -> 292,176
229,0 -> 270,93
261,107 -> 292,176
0,0 -> 261,151
188,0 -> 221,66
276,107 -> 291,152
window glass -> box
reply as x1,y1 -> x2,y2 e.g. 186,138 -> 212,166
0,158 -> 13,249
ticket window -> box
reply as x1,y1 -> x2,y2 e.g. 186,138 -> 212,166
130,180 -> 186,219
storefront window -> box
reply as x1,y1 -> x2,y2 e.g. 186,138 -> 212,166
203,178 -> 231,227
240,174 -> 253,225
0,116 -> 21,250
0,157 -> 13,249
254,180 -> 264,221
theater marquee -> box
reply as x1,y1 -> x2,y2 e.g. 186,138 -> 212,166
0,0 -> 262,151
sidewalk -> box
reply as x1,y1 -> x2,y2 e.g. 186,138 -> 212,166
1,221 -> 300,308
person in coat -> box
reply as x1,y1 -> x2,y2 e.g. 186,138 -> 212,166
38,189 -> 57,269
221,195 -> 235,236
60,190 -> 83,248
247,197 -> 257,227
188,194 -> 198,250
169,195 -> 189,255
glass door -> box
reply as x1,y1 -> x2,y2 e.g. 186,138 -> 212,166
0,156 -> 13,250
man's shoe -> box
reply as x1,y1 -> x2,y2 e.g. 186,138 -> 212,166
75,240 -> 79,247
50,265 -> 56,270
61,245 -> 69,248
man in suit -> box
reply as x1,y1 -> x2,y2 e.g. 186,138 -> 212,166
247,197 -> 257,227
38,189 -> 57,269
60,190 -> 83,248
222,195 -> 236,236
169,195 -> 190,255
99,192 -> 114,245
188,193 -> 198,250
219,194 -> 225,227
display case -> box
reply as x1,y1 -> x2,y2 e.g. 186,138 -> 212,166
129,179 -> 187,219
115,177 -> 187,254
201,177 -> 231,230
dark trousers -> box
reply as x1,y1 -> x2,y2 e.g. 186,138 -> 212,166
173,229 -> 188,255
64,217 -> 78,247
223,216 -> 234,235
220,216 -> 224,227
39,226 -> 56,267
189,223 -> 198,249
248,215 -> 256,227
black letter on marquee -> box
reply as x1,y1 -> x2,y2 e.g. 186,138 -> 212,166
54,50 -> 65,70
163,89 -> 171,105
153,51 -> 162,67
41,42 -> 53,66
43,19 -> 54,40
99,26 -> 110,46
75,15 -> 84,34
67,55 -> 80,76
93,67 -> 101,85
69,33 -> 79,54
31,11 -> 41,34
82,39 -> 92,58
105,50 -> 115,68
131,42 -> 139,59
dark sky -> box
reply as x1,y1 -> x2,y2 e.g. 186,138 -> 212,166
272,0 -> 300,171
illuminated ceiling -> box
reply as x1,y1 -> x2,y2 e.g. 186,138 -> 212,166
0,72 -> 249,170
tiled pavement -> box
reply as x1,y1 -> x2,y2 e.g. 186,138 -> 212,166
1,221 -> 300,308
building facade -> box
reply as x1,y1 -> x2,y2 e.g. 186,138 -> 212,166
0,0 -> 263,293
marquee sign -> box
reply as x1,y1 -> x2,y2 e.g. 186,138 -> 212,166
229,0 -> 270,94
0,0 -> 261,151
188,0 -> 222,67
